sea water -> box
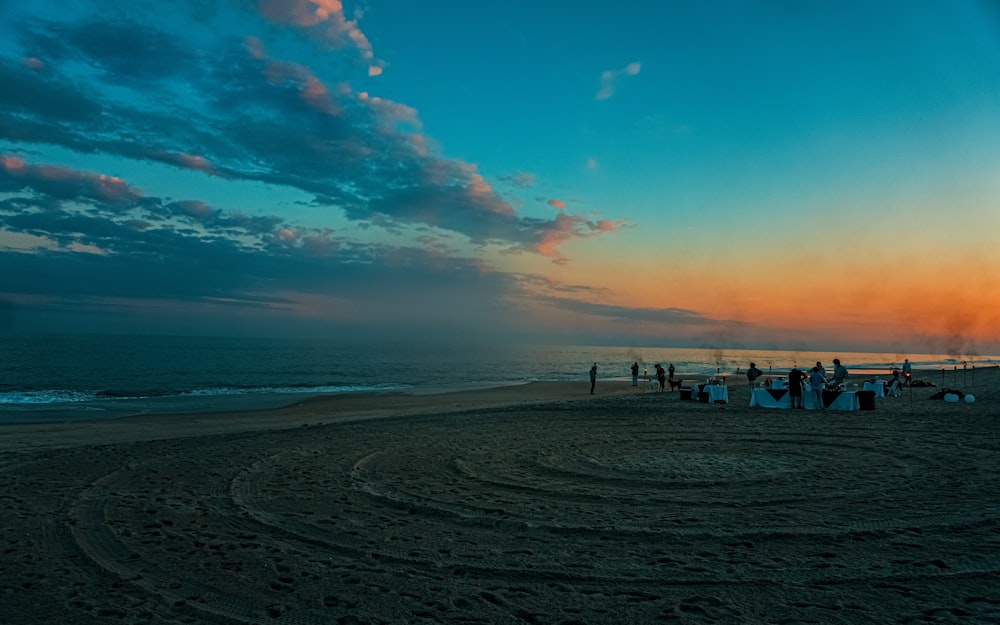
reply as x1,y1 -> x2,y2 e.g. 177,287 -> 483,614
0,333 -> 994,415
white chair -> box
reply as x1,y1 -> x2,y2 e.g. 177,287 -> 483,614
887,379 -> 902,397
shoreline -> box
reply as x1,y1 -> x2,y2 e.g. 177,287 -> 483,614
1,367 -> 994,451
0,380 -> 637,450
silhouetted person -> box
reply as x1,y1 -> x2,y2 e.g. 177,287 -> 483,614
788,366 -> 805,409
590,363 -> 598,394
747,362 -> 763,387
831,358 -> 848,387
631,362 -> 639,387
809,366 -> 826,410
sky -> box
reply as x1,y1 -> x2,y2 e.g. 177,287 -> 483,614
1,0 -> 999,355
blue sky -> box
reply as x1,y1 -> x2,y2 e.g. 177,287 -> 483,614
1,0 -> 999,354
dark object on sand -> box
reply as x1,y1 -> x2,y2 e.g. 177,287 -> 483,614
929,388 -> 965,400
857,390 -> 876,411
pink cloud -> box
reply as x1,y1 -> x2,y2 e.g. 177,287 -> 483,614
258,0 -> 376,62
2,155 -> 139,204
547,198 -> 566,210
251,43 -> 340,115
531,214 -> 625,260
176,153 -> 211,171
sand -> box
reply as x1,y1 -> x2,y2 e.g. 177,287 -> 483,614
2,370 -> 999,624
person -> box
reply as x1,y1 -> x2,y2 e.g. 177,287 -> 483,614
746,362 -> 763,387
809,365 -> 826,409
902,359 -> 912,386
788,366 -> 805,409
815,361 -> 826,378
667,364 -> 676,382
631,362 -> 639,387
655,364 -> 666,392
830,358 -> 849,387
589,363 -> 598,394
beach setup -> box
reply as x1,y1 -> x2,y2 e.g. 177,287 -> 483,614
749,386 -> 861,411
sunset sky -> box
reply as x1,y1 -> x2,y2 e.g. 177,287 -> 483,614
1,0 -> 999,354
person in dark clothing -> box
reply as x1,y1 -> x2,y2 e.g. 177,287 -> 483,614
747,362 -> 764,387
631,362 -> 640,387
788,366 -> 805,409
589,363 -> 598,394
655,364 -> 666,392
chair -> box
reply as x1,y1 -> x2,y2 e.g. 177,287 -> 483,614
887,379 -> 902,397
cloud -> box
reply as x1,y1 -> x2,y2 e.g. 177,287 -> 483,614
0,5 -> 617,259
499,172 -> 536,188
0,1 -> 627,338
257,0 -> 377,62
596,61 -> 641,100
547,198 -> 566,210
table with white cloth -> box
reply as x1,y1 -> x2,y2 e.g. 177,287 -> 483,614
750,387 -> 859,411
767,378 -> 787,390
862,381 -> 885,398
692,384 -> 729,403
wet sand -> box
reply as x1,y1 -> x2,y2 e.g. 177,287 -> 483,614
2,371 -> 999,624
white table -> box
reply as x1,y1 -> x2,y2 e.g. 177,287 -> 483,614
750,388 -> 859,411
693,384 -> 729,403
862,381 -> 885,398
766,378 -> 787,389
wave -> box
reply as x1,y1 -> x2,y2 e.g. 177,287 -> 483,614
0,382 -> 411,405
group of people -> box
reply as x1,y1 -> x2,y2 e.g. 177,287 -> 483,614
595,357 -> 918,403
758,359 -> 849,409
630,361 -> 674,392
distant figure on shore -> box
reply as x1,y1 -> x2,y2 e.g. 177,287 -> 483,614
788,366 -> 805,409
902,359 -> 912,386
590,363 -> 598,394
831,358 -> 848,387
746,362 -> 763,387
655,364 -> 666,392
631,362 -> 639,387
809,366 -> 826,409
667,364 -> 675,382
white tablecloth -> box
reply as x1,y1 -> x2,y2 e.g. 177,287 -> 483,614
694,384 -> 729,403
750,388 -> 859,411
862,381 -> 885,398
767,378 -> 787,389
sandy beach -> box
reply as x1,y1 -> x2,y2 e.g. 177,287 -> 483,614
2,370 -> 999,624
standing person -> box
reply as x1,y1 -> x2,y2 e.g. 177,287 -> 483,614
631,362 -> 640,387
667,364 -> 675,382
815,361 -> 826,378
809,366 -> 826,410
831,358 -> 849,387
655,364 -> 666,392
746,362 -> 763,388
788,366 -> 805,409
589,363 -> 598,394
902,358 -> 912,386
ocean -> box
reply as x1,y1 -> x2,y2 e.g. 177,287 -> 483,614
1,333 -> 994,419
